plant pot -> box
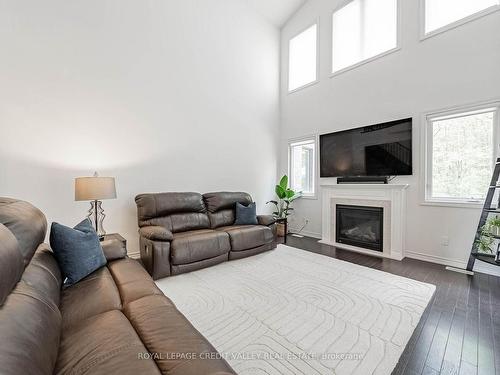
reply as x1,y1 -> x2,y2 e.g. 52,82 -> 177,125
277,223 -> 286,237
276,219 -> 287,237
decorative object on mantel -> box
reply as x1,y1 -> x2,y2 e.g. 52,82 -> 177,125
266,175 -> 301,238
450,157 -> 500,275
75,172 -> 116,239
337,176 -> 388,184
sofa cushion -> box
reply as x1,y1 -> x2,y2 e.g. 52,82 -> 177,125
20,244 -> 62,308
60,267 -> 122,329
123,294 -> 235,375
203,192 -> 252,213
50,219 -> 107,285
207,209 -> 235,228
0,197 -> 47,266
136,192 -> 209,232
108,257 -> 164,306
171,229 -> 230,264
136,192 -> 206,220
203,192 -> 253,228
217,225 -> 274,251
0,224 -> 24,306
0,247 -> 62,375
55,310 -> 161,375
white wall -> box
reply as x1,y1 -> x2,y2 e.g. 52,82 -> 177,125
0,0 -> 280,255
280,0 -> 500,272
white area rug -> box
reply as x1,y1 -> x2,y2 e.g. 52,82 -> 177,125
156,245 -> 435,375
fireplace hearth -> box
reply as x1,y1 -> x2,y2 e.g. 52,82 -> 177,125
336,204 -> 383,252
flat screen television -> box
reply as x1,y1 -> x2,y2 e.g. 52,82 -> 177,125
320,118 -> 412,177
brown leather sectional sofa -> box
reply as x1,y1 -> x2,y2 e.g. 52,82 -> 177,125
135,192 -> 277,280
0,198 -> 235,375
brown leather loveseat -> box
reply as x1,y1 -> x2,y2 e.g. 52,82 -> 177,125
135,192 -> 277,280
0,197 -> 235,375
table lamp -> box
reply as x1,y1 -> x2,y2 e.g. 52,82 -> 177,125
75,172 -> 116,239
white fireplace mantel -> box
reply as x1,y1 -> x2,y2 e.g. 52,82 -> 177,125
319,183 -> 409,260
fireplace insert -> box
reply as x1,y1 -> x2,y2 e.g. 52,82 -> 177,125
336,204 -> 383,251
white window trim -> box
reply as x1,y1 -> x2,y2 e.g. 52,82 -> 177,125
288,135 -> 318,199
329,0 -> 402,78
420,100 -> 500,208
287,20 -> 320,94
419,0 -> 500,41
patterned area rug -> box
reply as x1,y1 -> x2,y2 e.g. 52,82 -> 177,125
156,244 -> 435,375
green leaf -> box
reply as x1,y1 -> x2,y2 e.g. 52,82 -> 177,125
285,189 -> 295,199
279,175 -> 288,189
275,185 -> 286,199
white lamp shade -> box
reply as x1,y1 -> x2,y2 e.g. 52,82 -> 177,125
75,176 -> 116,201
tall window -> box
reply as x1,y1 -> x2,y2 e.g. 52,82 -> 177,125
425,104 -> 499,204
332,0 -> 398,74
288,24 -> 317,92
289,138 -> 316,197
423,0 -> 500,36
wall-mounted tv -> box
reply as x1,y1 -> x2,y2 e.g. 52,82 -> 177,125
320,118 -> 413,177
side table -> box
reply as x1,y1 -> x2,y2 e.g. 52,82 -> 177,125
100,233 -> 127,260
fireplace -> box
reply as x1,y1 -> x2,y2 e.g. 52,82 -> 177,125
336,204 -> 383,252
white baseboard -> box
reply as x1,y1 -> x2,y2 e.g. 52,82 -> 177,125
128,251 -> 140,260
445,266 -> 474,275
288,227 -> 322,239
405,250 -> 466,269
405,251 -> 500,277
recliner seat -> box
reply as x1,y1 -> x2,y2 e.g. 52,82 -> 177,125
136,191 -> 277,280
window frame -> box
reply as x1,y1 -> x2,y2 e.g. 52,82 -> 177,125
421,101 -> 500,208
420,0 -> 500,40
287,20 -> 320,94
330,0 -> 401,77
288,135 -> 318,199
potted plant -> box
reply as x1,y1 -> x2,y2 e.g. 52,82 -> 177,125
476,228 -> 494,254
475,215 -> 500,255
485,215 -> 500,236
266,175 -> 302,237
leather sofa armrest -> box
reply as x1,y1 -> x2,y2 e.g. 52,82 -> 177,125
257,215 -> 276,226
101,239 -> 127,261
139,226 -> 173,241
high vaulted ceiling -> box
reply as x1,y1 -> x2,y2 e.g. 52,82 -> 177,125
244,0 -> 308,28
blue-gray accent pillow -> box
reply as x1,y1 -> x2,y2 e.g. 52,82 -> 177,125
50,218 -> 107,286
234,202 -> 258,225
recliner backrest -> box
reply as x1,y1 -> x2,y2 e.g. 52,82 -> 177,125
135,192 -> 210,233
203,192 -> 253,228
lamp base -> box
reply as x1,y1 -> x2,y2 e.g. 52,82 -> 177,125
87,200 -> 107,238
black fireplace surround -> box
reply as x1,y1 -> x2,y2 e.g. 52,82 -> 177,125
336,204 -> 383,252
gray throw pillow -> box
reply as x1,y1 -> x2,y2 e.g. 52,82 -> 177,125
50,218 -> 107,286
234,202 -> 258,225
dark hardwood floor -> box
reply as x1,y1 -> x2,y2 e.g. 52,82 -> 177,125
278,235 -> 500,375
